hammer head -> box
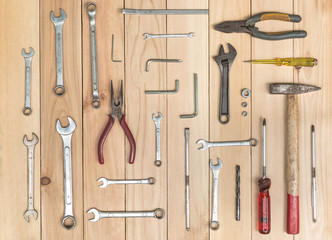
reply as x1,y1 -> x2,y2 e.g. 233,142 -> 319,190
270,83 -> 321,95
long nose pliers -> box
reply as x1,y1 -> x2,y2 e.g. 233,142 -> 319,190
214,12 -> 307,40
97,80 -> 136,164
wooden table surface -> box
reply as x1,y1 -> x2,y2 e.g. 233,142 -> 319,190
1,0 -> 331,239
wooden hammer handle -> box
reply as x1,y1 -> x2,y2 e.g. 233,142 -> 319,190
287,94 -> 299,234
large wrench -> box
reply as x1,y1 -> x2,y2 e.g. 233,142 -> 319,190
98,177 -> 155,187
87,2 -> 100,108
152,113 -> 162,166
87,208 -> 165,222
50,9 -> 66,96
210,158 -> 223,230
56,116 -> 76,230
197,138 -> 257,151
213,43 -> 237,124
22,47 -> 34,115
23,133 -> 39,222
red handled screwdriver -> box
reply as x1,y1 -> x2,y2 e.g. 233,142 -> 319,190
258,119 -> 271,234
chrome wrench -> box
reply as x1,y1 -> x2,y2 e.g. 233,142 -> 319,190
56,116 -> 76,230
87,208 -> 165,222
98,177 -> 155,187
23,133 -> 39,222
143,32 -> 195,40
22,47 -> 34,115
197,138 -> 258,151
152,113 -> 162,166
50,9 -> 66,96
87,2 -> 100,108
210,158 -> 223,230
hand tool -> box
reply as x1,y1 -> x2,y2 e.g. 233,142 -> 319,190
87,208 -> 165,222
97,177 -> 155,187
185,128 -> 190,231
213,43 -> 237,124
122,9 -> 208,15
236,165 -> 240,221
98,80 -> 136,164
87,2 -> 100,108
50,9 -> 66,96
23,133 -> 39,222
270,83 -> 320,234
215,12 -> 307,40
146,59 -> 182,72
258,119 -> 271,234
145,80 -> 179,95
56,116 -> 76,230
180,73 -> 198,119
144,32 -> 195,40
152,113 -> 162,166
311,125 -> 317,223
111,34 -> 121,63
210,158 -> 222,230
244,58 -> 317,67
197,138 -> 257,151
22,47 -> 34,116
241,89 -> 251,98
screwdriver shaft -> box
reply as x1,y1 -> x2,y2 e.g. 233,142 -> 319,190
185,128 -> 190,231
244,58 -> 317,67
312,125 -> 317,223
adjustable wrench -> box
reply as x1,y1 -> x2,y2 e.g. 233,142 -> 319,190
22,47 -> 34,115
56,116 -> 76,230
87,2 -> 100,108
213,43 -> 237,124
87,208 -> 165,222
23,133 -> 39,222
210,158 -> 223,230
98,177 -> 155,187
50,9 -> 66,96
152,113 -> 162,166
197,138 -> 257,151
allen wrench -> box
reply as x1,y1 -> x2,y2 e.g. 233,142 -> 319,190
112,34 -> 121,62
146,59 -> 182,72
145,80 -> 179,94
180,73 -> 198,118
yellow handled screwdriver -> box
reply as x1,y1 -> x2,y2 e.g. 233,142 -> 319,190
244,58 -> 317,67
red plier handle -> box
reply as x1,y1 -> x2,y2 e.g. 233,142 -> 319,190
97,115 -> 136,164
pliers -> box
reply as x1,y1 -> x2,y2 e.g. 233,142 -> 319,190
98,80 -> 136,164
214,12 -> 307,40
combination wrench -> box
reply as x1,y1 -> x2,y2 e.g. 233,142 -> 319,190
98,177 -> 155,187
197,138 -> 258,151
23,133 -> 39,222
56,116 -> 76,230
152,113 -> 162,166
210,158 -> 223,230
22,47 -> 34,115
143,32 -> 195,40
87,208 -> 165,222
87,2 -> 100,108
50,9 -> 66,96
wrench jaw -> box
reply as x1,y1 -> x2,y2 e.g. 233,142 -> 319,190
87,208 -> 100,222
22,47 -> 35,58
23,133 -> 39,146
97,177 -> 108,188
196,139 -> 207,151
210,158 -> 223,171
24,210 -> 38,222
143,33 -> 150,40
56,117 -> 76,135
50,9 -> 67,24
152,112 -> 162,122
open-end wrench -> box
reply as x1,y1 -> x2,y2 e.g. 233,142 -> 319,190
197,138 -> 258,151
22,47 -> 34,115
152,113 -> 162,166
50,9 -> 66,96
23,133 -> 39,222
87,2 -> 100,108
98,177 -> 155,188
87,208 -> 165,222
56,116 -> 76,230
210,158 -> 223,230
213,43 -> 237,124
143,32 -> 195,40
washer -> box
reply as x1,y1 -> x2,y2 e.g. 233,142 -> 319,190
242,111 -> 248,117
241,89 -> 251,98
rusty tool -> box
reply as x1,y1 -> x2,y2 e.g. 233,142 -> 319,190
98,81 -> 136,164
270,83 -> 320,234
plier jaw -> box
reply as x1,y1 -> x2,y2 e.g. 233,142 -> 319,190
110,80 -> 124,121
214,20 -> 250,34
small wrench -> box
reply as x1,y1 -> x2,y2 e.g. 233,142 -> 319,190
87,208 -> 165,222
56,116 -> 76,230
210,158 -> 223,230
22,47 -> 34,115
50,9 -> 66,96
87,2 -> 100,108
98,177 -> 155,187
153,113 -> 162,166
143,32 -> 195,40
23,133 -> 39,222
197,138 -> 258,151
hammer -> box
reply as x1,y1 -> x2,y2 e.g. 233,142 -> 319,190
270,83 -> 320,234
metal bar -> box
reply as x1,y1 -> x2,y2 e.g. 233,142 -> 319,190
122,9 -> 209,15
180,73 -> 198,118
145,80 -> 179,94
